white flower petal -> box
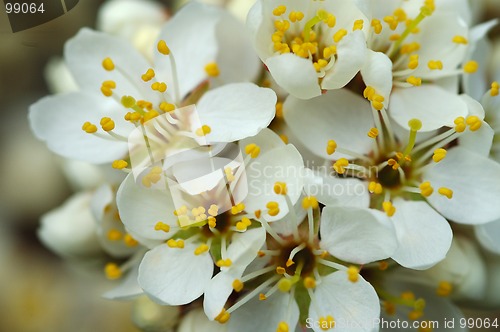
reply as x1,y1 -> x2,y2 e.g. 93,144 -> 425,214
203,271 -> 239,320
65,28 -> 158,102
309,272 -> 379,332
138,243 -> 213,305
361,50 -> 393,103
320,206 -> 397,264
29,92 -> 129,163
390,85 -> 468,132
475,219 -> 500,254
390,199 -> 452,270
265,54 -> 321,100
243,145 -> 304,221
424,147 -> 500,224
322,31 -> 367,90
117,173 -> 178,242
225,227 -> 266,272
228,291 -> 299,332
239,128 -> 286,157
197,83 -> 276,143
179,308 -> 225,332
103,261 -> 143,300
284,89 -> 374,159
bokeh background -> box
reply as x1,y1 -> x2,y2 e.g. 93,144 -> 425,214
0,0 -> 499,331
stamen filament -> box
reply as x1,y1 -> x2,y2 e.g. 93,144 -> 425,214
226,275 -> 280,314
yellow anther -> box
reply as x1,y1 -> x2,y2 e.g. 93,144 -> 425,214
259,293 -> 267,300
367,127 -> 379,139
236,221 -> 247,231
205,62 -> 220,77
324,14 -> 336,28
124,233 -> 138,247
319,250 -> 328,258
176,240 -> 184,248
323,45 -> 337,58
274,19 -> 291,32
137,100 -> 153,110
408,54 -> 419,69
208,216 -> 216,228
333,158 -> 349,174
241,216 -> 252,226
207,204 -> 218,217
159,102 -> 175,113
436,281 -> 453,297
112,160 -> 128,170
383,16 -> 399,30
215,309 -> 230,324
276,266 -> 286,275
353,19 -> 364,31
280,134 -> 289,144
303,277 -> 316,289
454,116 -> 466,132
141,68 -> 155,82
286,259 -> 295,267
438,187 -> 453,199
406,76 -> 422,86
379,261 -> 389,270
154,221 -> 170,233
463,60 -> 479,74
157,40 -> 170,55
196,125 -> 212,136
387,158 -> 400,170
347,266 -> 359,283
107,229 -> 122,241
415,298 -> 426,311
102,57 -> 115,71
491,81 -> 499,96
231,203 -> 245,215
409,310 -> 423,321
371,19 -> 382,34
105,263 -> 122,280
389,34 -> 401,41
173,206 -> 188,216
408,118 -> 422,131
289,11 -> 304,23
101,86 -> 113,97
363,86 -> 375,100
393,8 -> 407,22
245,143 -> 261,158
142,110 -> 159,123
266,201 -> 280,216
432,148 -> 447,163
216,259 -> 232,267
193,244 -> 208,256
273,182 -> 288,195
273,5 -> 286,16
333,29 -> 347,43
400,42 -> 420,54
102,80 -> 116,88
428,60 -> 443,70
151,82 -> 167,92
452,35 -> 468,44
419,181 -> 434,197
278,278 -> 292,292
277,321 -> 289,332
401,291 -> 415,301
318,315 -> 335,330
232,279 -> 244,292
302,196 -> 319,209
384,301 -> 396,315
368,182 -> 383,194
82,121 -> 97,134
254,210 -> 262,219
422,0 -> 435,14
100,117 -> 115,131
466,115 -> 482,131
167,239 -> 177,248
326,139 -> 337,155
383,201 -> 396,217
275,102 -> 284,118
119,96 -> 135,109
257,250 -> 266,257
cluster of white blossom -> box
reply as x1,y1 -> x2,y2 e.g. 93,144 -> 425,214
30,0 -> 500,331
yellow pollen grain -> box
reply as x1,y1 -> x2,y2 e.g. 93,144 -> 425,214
245,143 -> 261,158
208,216 -> 216,228
205,62 -> 220,77
304,277 -> 316,289
157,40 -> 170,55
101,86 -> 113,97
102,57 -> 115,71
159,102 -> 176,112
353,19 -> 364,31
333,158 -> 349,174
452,35 -> 468,44
232,279 -> 244,292
277,321 -> 289,332
383,16 -> 398,30
463,60 -> 479,74
100,117 -> 115,131
347,266 -> 359,282
141,68 -> 155,82
278,278 -> 292,292
215,309 -> 230,324
409,310 -> 423,321
302,196 -> 319,209
276,266 -> 286,275
196,125 -> 211,136
104,263 -> 122,280
387,158 -> 400,170
433,148 -> 447,162
267,201 -> 280,216
275,102 -> 284,118
438,187 -> 453,199
491,81 -> 499,96
112,160 -> 128,169
419,181 -> 434,197
142,110 -> 159,123
82,121 -> 97,134
151,82 -> 167,92
454,116 -> 466,132
273,5 -> 286,16
408,54 -> 419,69
371,19 -> 382,34
379,261 -> 389,270
383,201 -> 396,217
437,281 -> 453,296
216,259 -> 232,267
400,42 -> 420,54
466,115 -> 482,131
389,34 -> 401,41
363,86 -> 375,100
124,234 -> 138,247
289,11 -> 304,23
259,293 -> 267,300
368,182 -> 383,194
367,127 -> 379,138
279,134 -> 289,144
326,139 -> 337,155
274,182 -> 288,195
285,259 -> 294,267
318,315 -> 335,330
274,19 -> 290,32
323,45 -> 337,58
121,95 -> 136,108
393,8 -> 407,22
154,221 -> 170,233
428,60 -> 443,70
333,29 -> 347,43
107,229 -> 122,241
406,76 -> 422,86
